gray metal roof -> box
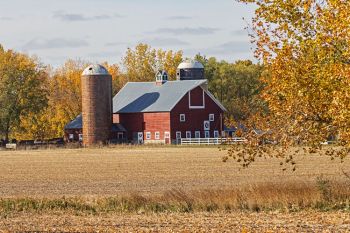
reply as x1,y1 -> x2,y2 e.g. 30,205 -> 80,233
65,114 -> 82,129
112,80 -> 210,113
64,114 -> 126,132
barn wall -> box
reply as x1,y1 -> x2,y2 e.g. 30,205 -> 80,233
170,86 -> 224,140
119,113 -> 144,140
113,114 -> 120,123
118,112 -> 171,142
189,86 -> 204,106
143,112 -> 171,140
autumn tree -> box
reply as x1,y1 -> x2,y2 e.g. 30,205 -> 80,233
102,62 -> 124,95
0,46 -> 48,141
123,43 -> 183,82
229,0 -> 350,168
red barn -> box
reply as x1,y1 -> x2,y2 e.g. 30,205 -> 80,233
112,78 -> 226,144
65,60 -> 227,144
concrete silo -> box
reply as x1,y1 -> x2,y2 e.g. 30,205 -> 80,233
81,64 -> 112,146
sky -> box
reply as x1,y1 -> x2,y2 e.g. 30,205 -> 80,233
0,0 -> 256,67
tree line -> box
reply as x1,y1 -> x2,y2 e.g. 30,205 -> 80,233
0,43 -> 263,141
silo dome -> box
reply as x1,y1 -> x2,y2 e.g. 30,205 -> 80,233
177,60 -> 204,69
82,64 -> 109,76
176,60 -> 205,81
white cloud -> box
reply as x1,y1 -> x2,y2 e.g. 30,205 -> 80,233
22,38 -> 89,50
150,27 -> 220,35
53,11 -> 123,22
140,38 -> 189,46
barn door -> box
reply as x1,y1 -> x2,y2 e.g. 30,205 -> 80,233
137,132 -> 144,144
164,132 -> 170,144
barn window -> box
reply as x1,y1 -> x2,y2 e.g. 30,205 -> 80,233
214,130 -> 219,138
186,131 -> 191,139
146,132 -> 151,140
78,134 -> 83,141
195,131 -> 201,138
176,131 -> 182,139
209,114 -> 214,121
155,132 -> 160,140
180,114 -> 186,122
69,134 -> 74,140
205,131 -> 210,138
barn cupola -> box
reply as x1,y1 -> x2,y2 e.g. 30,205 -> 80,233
155,70 -> 168,86
176,59 -> 205,81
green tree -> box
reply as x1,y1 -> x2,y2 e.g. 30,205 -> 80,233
195,54 -> 264,122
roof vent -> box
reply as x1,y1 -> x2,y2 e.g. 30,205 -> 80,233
155,70 -> 168,86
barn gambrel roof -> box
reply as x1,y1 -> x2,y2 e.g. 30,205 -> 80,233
112,80 -> 226,113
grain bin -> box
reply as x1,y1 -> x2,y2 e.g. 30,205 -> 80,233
81,64 -> 112,146
176,60 -> 205,81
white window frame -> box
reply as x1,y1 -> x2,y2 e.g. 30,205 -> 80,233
146,132 -> 151,140
205,131 -> 210,138
155,131 -> 160,140
222,131 -> 226,137
164,132 -> 170,139
78,134 -> 83,141
186,131 -> 191,139
180,114 -> 186,122
117,132 -> 124,139
195,131 -> 201,138
214,130 -> 219,138
69,134 -> 74,140
204,121 -> 210,131
209,114 -> 215,122
176,131 -> 182,139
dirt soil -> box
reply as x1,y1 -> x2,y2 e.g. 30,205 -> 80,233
1,211 -> 350,232
0,147 -> 349,198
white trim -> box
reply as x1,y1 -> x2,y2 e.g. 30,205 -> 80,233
176,131 -> 182,139
180,114 -> 186,122
209,114 -> 214,121
146,132 -> 151,140
204,121 -> 210,130
117,132 -> 124,139
205,131 -> 210,138
137,132 -> 144,144
186,131 -> 191,139
222,131 -> 226,137
188,89 -> 205,109
155,131 -> 160,140
69,134 -> 74,140
165,131 -> 170,139
195,131 -> 201,138
203,88 -> 227,112
165,79 -> 208,112
214,130 -> 219,138
78,134 -> 83,141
